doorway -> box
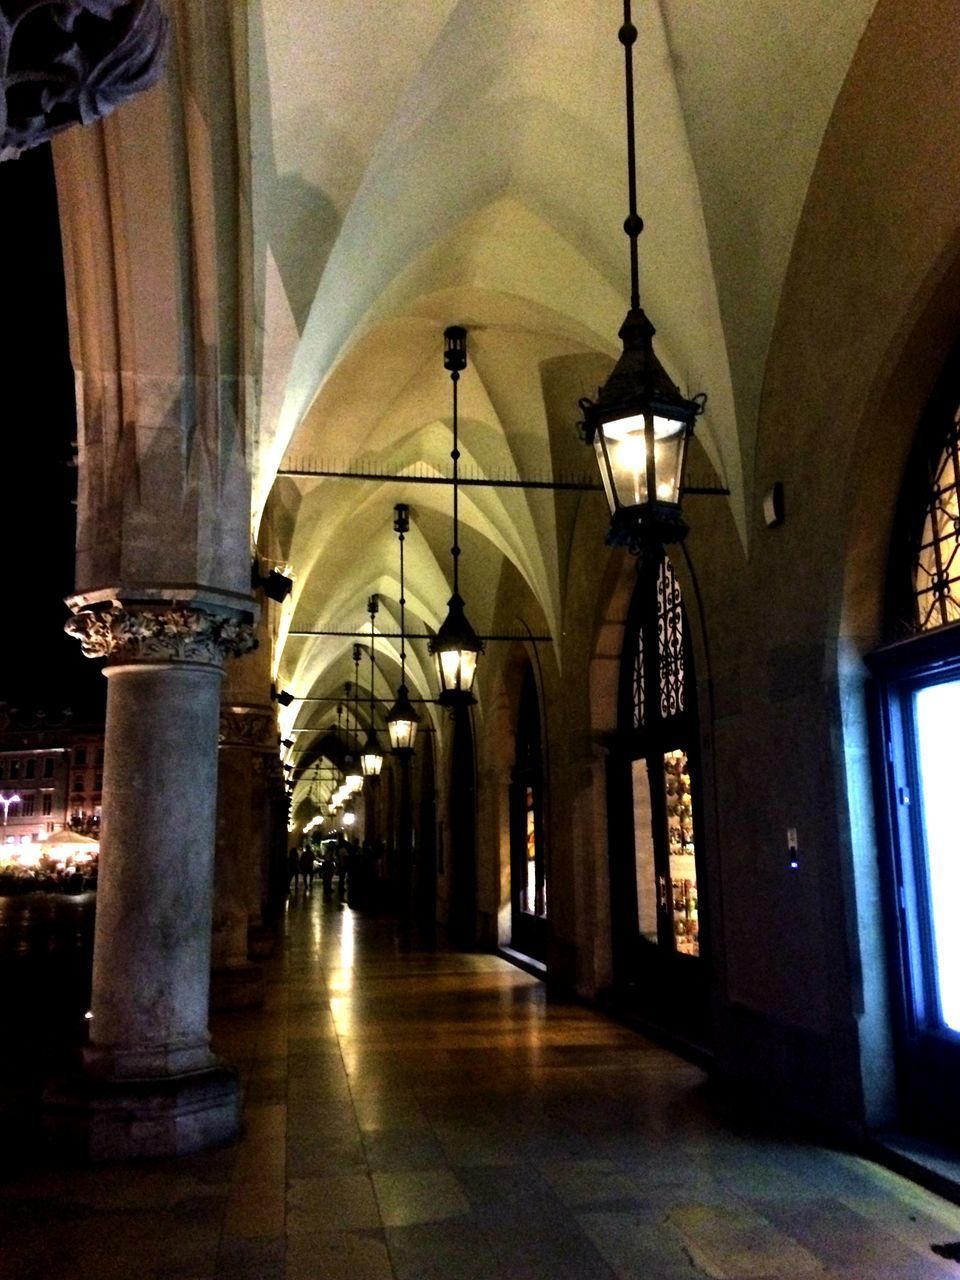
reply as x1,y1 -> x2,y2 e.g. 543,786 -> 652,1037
607,551 -> 709,1046
508,665 -> 547,962
872,639 -> 960,1139
870,369 -> 960,1140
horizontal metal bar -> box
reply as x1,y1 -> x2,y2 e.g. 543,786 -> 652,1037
277,464 -> 599,492
286,629 -> 552,642
277,463 -> 727,497
299,696 -> 442,706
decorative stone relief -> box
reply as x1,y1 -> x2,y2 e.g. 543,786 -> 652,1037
65,605 -> 257,665
0,0 -> 168,159
219,707 -> 277,751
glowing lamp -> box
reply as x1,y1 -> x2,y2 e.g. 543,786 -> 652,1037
430,592 -> 483,707
387,683 -> 420,755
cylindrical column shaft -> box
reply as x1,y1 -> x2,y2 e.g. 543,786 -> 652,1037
86,661 -> 222,1079
213,745 -> 254,971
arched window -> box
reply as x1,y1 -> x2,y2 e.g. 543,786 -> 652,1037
607,549 -> 707,1042
914,405 -> 960,630
870,365 -> 960,1141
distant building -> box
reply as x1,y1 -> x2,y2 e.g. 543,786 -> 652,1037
0,708 -> 104,845
66,730 -> 105,835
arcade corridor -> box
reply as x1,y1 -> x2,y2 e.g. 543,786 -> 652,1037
3,893 -> 960,1280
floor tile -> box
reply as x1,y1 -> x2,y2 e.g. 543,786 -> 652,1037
286,1173 -> 382,1233
385,1221 -> 500,1280
8,895 -> 960,1280
372,1169 -> 471,1227
285,1230 -> 394,1280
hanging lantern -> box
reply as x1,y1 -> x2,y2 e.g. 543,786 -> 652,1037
388,504 -> 422,755
361,595 -> 385,776
429,326 -> 484,706
578,2 -> 704,555
387,682 -> 420,755
580,310 -> 702,551
431,592 -> 482,704
361,727 -> 384,778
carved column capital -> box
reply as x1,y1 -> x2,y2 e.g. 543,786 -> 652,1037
65,604 -> 257,668
0,1 -> 169,159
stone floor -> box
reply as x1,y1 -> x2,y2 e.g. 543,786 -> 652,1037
4,891 -> 960,1279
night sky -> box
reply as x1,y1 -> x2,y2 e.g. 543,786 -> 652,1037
0,144 -> 105,722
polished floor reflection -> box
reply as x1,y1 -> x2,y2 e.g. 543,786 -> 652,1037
3,891 -> 960,1278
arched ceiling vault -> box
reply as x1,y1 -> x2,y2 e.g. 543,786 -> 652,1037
250,0 -> 880,727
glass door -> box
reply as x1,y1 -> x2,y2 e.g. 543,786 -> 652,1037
871,639 -> 960,1140
609,552 -> 708,1045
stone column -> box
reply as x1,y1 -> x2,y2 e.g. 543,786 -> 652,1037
211,703 -> 276,1008
44,602 -> 255,1159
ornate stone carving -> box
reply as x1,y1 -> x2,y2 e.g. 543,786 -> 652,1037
0,0 -> 168,159
219,706 -> 277,751
65,605 -> 258,665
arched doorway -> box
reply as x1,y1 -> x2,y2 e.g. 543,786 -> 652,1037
508,665 -> 547,962
869,349 -> 960,1141
606,550 -> 709,1046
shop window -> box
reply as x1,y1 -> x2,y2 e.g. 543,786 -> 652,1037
607,549 -> 708,1043
509,665 -> 547,961
617,554 -> 699,957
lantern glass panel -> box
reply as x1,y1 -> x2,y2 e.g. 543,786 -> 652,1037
388,714 -> 417,753
437,645 -> 478,695
361,749 -> 383,778
599,411 -> 686,513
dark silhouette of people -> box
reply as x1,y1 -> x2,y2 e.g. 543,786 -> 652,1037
299,845 -> 314,893
321,849 -> 335,896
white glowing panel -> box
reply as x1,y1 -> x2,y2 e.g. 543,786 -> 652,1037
915,679 -> 960,1033
597,413 -> 685,510
438,647 -> 477,692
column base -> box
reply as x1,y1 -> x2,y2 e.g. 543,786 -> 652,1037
42,1063 -> 242,1161
210,961 -> 265,1011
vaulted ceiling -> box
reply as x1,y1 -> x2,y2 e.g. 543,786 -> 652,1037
247,0 -> 877,815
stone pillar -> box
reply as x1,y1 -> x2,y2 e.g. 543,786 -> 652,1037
44,602 -> 255,1160
211,702 -> 276,1008
43,1 -> 257,1158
